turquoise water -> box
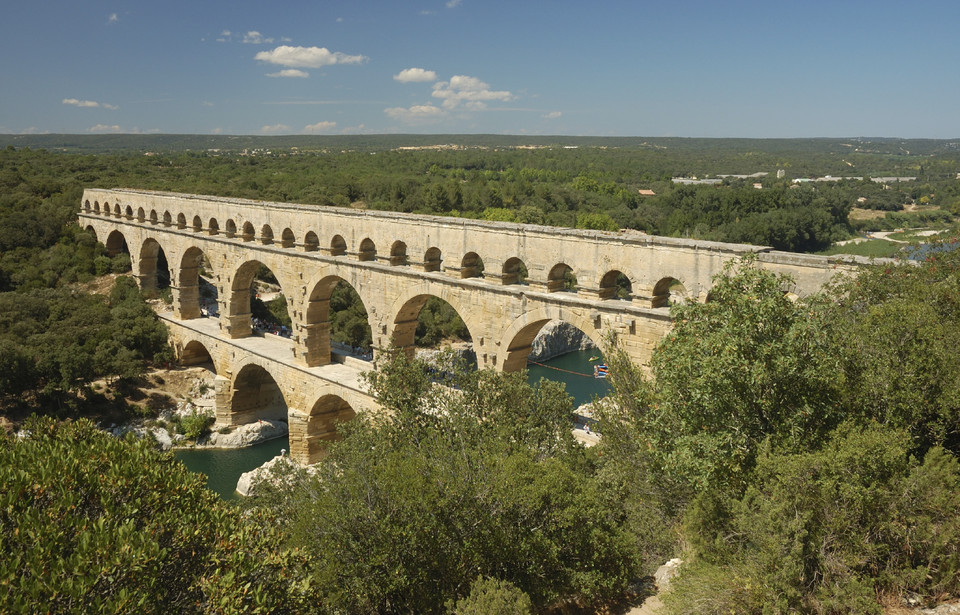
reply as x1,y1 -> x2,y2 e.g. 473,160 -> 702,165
174,351 -> 605,500
526,348 -> 610,408
174,436 -> 289,500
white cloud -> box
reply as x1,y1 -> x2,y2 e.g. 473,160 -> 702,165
107,13 -> 118,24
267,69 -> 309,78
542,111 -> 562,119
384,104 -> 445,123
63,98 -> 119,110
446,0 -> 462,7
243,31 -> 273,44
304,121 -> 337,133
394,67 -> 437,83
431,75 -> 512,110
89,124 -> 123,133
255,45 -> 367,68
260,124 -> 290,134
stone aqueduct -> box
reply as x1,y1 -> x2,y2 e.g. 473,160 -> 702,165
80,188 -> 860,463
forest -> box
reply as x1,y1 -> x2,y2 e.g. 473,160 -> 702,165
2,136 -> 960,613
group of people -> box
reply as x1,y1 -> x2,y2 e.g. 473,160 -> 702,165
252,318 -> 292,338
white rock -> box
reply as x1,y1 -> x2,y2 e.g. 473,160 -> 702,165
207,419 -> 288,448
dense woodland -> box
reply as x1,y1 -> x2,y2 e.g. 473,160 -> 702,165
2,136 -> 960,613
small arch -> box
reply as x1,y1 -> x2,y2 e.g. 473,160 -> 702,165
460,252 -> 484,279
93,201 -> 101,213
281,228 -> 295,249
177,213 -> 187,229
162,211 -> 172,226
358,238 -> 376,262
303,231 -> 319,252
652,277 -> 688,308
207,218 -> 220,235
137,207 -> 146,222
502,257 -> 528,285
260,224 -> 274,245
113,203 -> 122,217
599,270 -> 632,300
124,205 -> 134,219
192,215 -> 203,232
241,222 -> 255,242
225,219 -> 237,238
547,263 -> 577,293
330,235 -> 347,256
423,247 -> 442,272
390,241 -> 408,266
83,200 -> 91,212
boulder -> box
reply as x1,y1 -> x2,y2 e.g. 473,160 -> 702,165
207,419 -> 288,448
529,321 -> 596,362
654,558 -> 683,592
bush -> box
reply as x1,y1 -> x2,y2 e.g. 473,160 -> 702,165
449,577 -> 533,615
179,410 -> 214,440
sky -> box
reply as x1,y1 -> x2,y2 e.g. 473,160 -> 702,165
2,0 -> 958,139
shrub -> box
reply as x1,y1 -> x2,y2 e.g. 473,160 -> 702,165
449,577 -> 533,615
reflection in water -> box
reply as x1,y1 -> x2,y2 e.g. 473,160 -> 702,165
174,436 -> 289,500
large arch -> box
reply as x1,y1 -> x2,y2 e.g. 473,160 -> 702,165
389,289 -> 477,366
228,362 -> 288,425
226,259 -> 291,339
303,394 -> 356,463
176,246 -> 211,320
303,275 -> 373,367
179,339 -> 216,371
138,238 -> 170,298
105,229 -> 129,257
497,307 -> 603,373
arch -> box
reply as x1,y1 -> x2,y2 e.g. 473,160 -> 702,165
124,205 -> 134,219
390,292 -> 476,366
303,275 -> 373,366
225,219 -> 237,238
423,247 -> 442,272
113,203 -> 121,216
105,229 -> 128,257
177,213 -> 187,229
304,394 -> 356,462
229,363 -> 287,424
330,235 -> 346,256
241,222 -> 255,242
303,231 -> 319,252
547,263 -> 577,293
83,199 -> 91,212
502,257 -> 528,285
460,252 -> 484,279
162,211 -> 172,226
390,240 -> 408,266
192,215 -> 203,232
176,246 -> 209,320
498,307 -> 602,373
599,270 -> 632,300
207,218 -> 220,235
281,228 -> 295,249
652,277 -> 687,308
228,259 -> 289,339
137,207 -> 146,222
260,224 -> 274,245
358,238 -> 376,262
180,339 -> 215,369
138,238 -> 170,298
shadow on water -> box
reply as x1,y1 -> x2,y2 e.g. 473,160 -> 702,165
526,348 -> 611,408
174,435 -> 289,500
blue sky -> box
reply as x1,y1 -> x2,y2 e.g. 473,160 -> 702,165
2,0 -> 958,138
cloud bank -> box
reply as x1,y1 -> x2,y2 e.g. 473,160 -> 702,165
63,98 -> 119,110
255,45 -> 368,68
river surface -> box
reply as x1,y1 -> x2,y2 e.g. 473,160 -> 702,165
174,349 -> 606,499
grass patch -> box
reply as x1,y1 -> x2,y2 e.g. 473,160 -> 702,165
818,239 -> 903,258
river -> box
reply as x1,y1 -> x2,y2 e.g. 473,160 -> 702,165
174,348 -> 607,499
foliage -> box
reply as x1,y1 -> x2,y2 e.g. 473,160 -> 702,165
177,410 -> 215,440
669,423 -> 960,614
0,417 -> 318,614
251,351 -> 638,614
823,236 -> 960,455
641,255 -> 843,495
415,296 -> 471,346
448,576 -> 533,615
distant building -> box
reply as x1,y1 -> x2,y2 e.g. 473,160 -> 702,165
637,189 -> 656,196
